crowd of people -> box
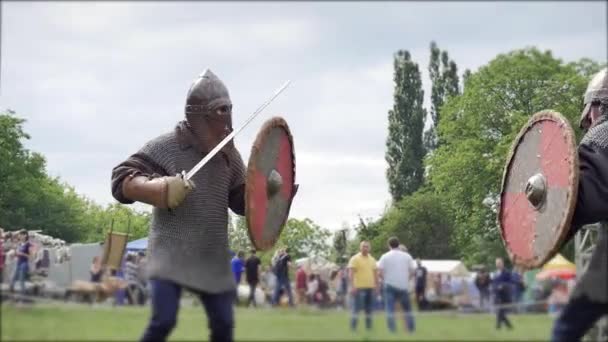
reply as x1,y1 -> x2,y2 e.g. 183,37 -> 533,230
1,228 -> 71,296
229,247 -> 342,308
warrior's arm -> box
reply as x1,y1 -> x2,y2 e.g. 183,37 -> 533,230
569,143 -> 608,231
111,153 -> 169,204
228,152 -> 246,216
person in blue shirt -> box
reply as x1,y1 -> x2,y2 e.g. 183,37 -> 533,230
492,257 -> 514,330
231,251 -> 245,284
10,230 -> 32,296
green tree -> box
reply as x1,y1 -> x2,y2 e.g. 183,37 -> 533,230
462,69 -> 472,90
368,191 -> 457,259
0,109 -> 151,242
425,41 -> 460,153
229,216 -> 332,265
385,50 -> 426,202
426,48 -> 601,264
228,214 -> 253,253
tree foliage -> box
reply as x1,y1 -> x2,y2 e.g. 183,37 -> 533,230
425,41 -> 461,152
228,215 -> 332,265
0,110 -> 150,242
360,191 -> 457,259
385,50 -> 426,202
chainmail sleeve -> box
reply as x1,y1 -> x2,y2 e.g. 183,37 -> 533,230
571,120 -> 608,227
111,148 -> 170,204
228,149 -> 246,216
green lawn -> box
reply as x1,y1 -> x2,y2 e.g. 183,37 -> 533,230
2,304 -> 554,341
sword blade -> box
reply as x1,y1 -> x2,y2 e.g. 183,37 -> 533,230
184,80 -> 292,180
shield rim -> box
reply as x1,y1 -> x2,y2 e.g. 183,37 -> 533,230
498,110 -> 579,269
245,116 -> 296,251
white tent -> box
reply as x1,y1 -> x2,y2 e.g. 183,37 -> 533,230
420,259 -> 470,277
295,256 -> 339,279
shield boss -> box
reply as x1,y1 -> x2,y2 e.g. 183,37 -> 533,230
245,116 -> 296,251
498,110 -> 579,269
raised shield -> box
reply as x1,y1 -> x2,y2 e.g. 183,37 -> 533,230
245,116 -> 296,251
498,110 -> 579,269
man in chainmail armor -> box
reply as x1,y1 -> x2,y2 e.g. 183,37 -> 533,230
551,67 -> 608,341
111,69 -> 246,342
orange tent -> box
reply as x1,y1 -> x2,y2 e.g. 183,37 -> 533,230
536,254 -> 576,280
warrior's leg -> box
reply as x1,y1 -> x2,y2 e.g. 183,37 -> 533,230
551,295 -> 607,342
140,279 -> 182,342
200,289 -> 236,342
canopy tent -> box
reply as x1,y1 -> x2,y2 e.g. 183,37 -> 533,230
536,253 -> 576,280
295,256 -> 339,279
126,237 -> 148,252
541,253 -> 576,271
420,260 -> 470,277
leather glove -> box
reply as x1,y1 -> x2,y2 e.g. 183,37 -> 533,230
122,174 -> 195,209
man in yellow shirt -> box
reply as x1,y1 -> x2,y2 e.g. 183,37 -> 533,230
348,240 -> 378,331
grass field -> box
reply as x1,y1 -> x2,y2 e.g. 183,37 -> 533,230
2,304 -> 554,341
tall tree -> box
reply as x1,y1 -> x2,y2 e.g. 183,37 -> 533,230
462,69 -> 472,90
425,42 -> 460,153
385,50 -> 426,202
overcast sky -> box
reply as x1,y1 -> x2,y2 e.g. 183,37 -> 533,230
1,1 -> 606,232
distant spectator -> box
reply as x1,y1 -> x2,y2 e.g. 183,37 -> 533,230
511,271 -> 526,313
492,258 -> 514,330
231,251 -> 245,284
295,265 -> 308,305
272,248 -> 294,307
548,281 -> 569,316
261,265 -> 277,302
377,236 -> 416,333
10,230 -> 32,295
136,251 -> 148,285
0,228 -> 4,283
245,249 -> 261,307
315,276 -> 331,307
347,240 -> 378,331
306,274 -> 319,303
414,258 -> 428,310
125,254 -> 140,284
125,253 -> 145,305
475,268 -> 491,311
90,256 -> 103,283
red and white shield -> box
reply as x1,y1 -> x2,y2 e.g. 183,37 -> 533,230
245,117 -> 297,251
498,110 -> 579,269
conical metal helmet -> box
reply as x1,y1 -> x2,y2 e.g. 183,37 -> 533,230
185,69 -> 232,116
584,68 -> 608,105
580,68 -> 608,129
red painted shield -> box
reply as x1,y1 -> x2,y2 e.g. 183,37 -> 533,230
245,117 -> 296,251
498,110 -> 579,269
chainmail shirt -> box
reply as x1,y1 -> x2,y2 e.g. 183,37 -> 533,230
570,118 -> 608,303
111,124 -> 246,294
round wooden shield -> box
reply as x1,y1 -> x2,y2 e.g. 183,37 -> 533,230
498,110 -> 579,269
245,117 -> 296,251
